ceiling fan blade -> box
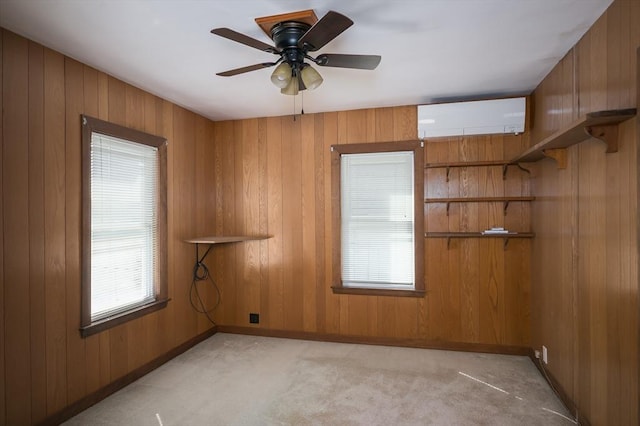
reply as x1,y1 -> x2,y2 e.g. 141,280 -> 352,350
211,28 -> 278,54
315,54 -> 381,70
298,11 -> 353,52
216,62 -> 277,77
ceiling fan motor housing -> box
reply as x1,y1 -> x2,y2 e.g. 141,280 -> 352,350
271,21 -> 311,67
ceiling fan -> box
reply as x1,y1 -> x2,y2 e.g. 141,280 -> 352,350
210,10 -> 381,95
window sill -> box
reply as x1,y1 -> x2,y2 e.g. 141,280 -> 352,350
80,298 -> 170,338
331,286 -> 425,298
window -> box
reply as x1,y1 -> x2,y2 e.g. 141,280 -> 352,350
80,115 -> 168,337
331,141 -> 424,297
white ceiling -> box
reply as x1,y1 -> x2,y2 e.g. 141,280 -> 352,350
0,0 -> 612,121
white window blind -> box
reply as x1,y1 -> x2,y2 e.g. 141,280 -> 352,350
341,151 -> 415,289
90,133 -> 158,321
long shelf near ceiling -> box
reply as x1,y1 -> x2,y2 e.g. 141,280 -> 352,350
510,108 -> 636,168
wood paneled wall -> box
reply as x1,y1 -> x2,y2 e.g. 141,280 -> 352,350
0,27 -> 533,425
530,1 -> 639,425
8,2 -> 634,422
209,107 -> 532,348
0,29 -> 216,425
424,133 -> 531,346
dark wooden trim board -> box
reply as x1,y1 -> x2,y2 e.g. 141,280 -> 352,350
38,326 -> 218,426
221,327 -> 581,420
217,325 -> 530,356
331,286 -> 425,298
527,350 -> 585,425
38,326 -> 580,426
636,46 -> 640,426
80,298 -> 170,338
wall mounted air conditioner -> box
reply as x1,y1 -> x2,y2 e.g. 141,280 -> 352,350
418,97 -> 526,138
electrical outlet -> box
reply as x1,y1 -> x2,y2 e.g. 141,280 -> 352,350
542,345 -> 548,364
534,350 -> 541,359
249,313 -> 259,324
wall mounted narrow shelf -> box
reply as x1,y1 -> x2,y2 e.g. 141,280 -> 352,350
511,108 -> 637,168
424,196 -> 535,216
184,235 -> 271,264
184,236 -> 271,244
424,160 -> 530,182
425,231 -> 535,249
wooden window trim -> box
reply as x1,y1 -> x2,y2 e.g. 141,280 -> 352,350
80,298 -> 170,338
331,140 -> 425,297
80,114 -> 168,337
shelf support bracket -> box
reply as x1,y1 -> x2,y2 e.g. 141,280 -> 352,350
194,243 -> 214,266
445,166 -> 451,182
503,201 -> 510,216
503,163 -> 531,179
585,124 -> 619,154
447,236 -> 452,250
503,237 -> 509,250
542,148 -> 567,169
514,163 -> 532,174
446,201 -> 451,216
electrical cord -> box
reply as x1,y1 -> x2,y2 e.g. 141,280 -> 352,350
534,354 -> 580,425
189,259 -> 221,325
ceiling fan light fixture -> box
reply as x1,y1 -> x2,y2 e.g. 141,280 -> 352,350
212,10 -> 380,97
270,62 -> 292,88
300,65 -> 323,90
281,76 -> 299,95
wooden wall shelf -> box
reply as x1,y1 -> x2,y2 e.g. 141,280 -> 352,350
424,160 -> 530,181
184,236 -> 270,244
511,108 -> 637,168
424,196 -> 535,216
425,232 -> 535,249
184,235 -> 271,263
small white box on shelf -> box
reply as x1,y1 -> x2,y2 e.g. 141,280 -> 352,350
482,227 -> 510,235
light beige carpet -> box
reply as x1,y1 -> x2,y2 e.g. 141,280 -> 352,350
64,333 -> 574,426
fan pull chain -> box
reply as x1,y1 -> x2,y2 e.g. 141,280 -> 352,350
292,92 -> 305,122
